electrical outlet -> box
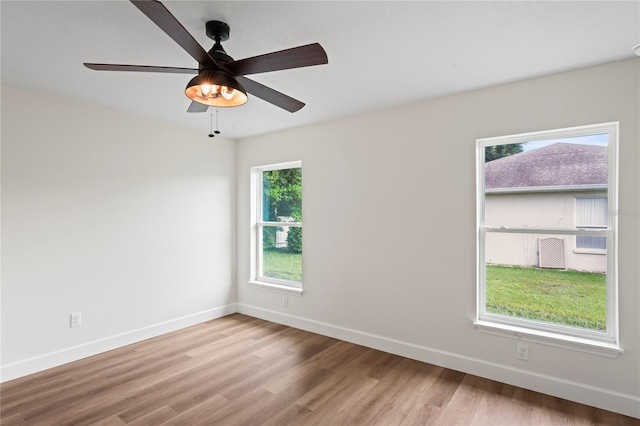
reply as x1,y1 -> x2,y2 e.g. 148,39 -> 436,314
283,296 -> 289,307
70,312 -> 81,328
517,342 -> 528,360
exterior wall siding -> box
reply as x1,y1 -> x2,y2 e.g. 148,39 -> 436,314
485,190 -> 607,273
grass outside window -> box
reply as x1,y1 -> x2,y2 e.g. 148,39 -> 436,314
485,265 -> 606,331
263,249 -> 302,282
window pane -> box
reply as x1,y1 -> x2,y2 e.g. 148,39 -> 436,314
262,168 -> 302,223
575,198 -> 608,227
576,236 -> 606,250
485,232 -> 607,331
484,135 -> 608,228
261,225 -> 302,282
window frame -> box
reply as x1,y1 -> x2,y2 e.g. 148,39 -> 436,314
475,122 -> 621,357
249,161 -> 303,295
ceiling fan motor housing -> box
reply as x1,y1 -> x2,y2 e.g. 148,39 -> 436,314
205,20 -> 234,67
207,49 -> 234,67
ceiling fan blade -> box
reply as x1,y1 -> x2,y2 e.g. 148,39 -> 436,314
226,43 -> 328,76
187,101 -> 209,113
237,76 -> 305,113
130,0 -> 218,69
84,63 -> 198,74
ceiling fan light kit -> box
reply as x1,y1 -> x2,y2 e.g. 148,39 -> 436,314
185,70 -> 247,107
83,0 -> 328,113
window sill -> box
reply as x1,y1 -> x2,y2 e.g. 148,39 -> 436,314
573,249 -> 606,255
473,320 -> 623,358
248,280 -> 303,296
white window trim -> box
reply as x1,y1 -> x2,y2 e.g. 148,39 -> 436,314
573,249 -> 607,255
248,280 -> 303,296
473,320 -> 623,358
250,161 -> 303,294
475,122 -> 621,356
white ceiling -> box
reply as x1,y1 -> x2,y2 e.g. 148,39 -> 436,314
2,1 -> 639,139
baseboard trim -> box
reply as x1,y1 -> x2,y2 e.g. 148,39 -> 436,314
237,303 -> 640,419
0,304 -> 238,383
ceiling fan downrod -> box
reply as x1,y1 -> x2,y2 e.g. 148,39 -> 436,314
205,21 -> 234,66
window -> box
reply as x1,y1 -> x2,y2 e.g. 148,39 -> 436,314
575,197 -> 607,250
250,162 -> 303,294
476,123 -> 621,356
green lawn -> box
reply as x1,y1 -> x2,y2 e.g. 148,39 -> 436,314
263,249 -> 302,282
486,265 -> 606,331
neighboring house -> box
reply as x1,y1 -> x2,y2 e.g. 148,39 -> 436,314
484,143 -> 607,273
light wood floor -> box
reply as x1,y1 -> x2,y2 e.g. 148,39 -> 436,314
1,314 -> 638,426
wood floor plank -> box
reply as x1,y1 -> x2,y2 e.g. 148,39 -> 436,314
370,361 -> 444,425
399,403 -> 443,426
294,360 -> 369,411
337,357 -> 435,425
250,329 -> 333,360
220,345 -> 326,402
470,380 -> 541,425
1,346 -> 137,410
539,393 -> 599,425
261,401 -> 313,426
0,412 -> 26,426
117,353 -> 266,421
2,313 -> 638,426
131,322 -> 223,354
262,339 -> 369,398
438,374 -> 493,426
9,353 -> 193,425
87,414 -> 128,426
126,405 -> 177,426
186,387 -> 290,426
296,374 -> 381,425
159,395 -> 229,426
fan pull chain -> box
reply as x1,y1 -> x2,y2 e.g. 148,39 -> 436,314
208,109 -> 222,138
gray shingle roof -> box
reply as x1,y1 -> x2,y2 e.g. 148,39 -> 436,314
485,143 -> 607,189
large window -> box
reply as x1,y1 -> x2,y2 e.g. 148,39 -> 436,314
250,162 -> 303,294
476,123 -> 620,355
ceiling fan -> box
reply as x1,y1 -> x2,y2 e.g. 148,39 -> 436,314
84,0 -> 328,113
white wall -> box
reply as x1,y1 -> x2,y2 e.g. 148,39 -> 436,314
1,86 -> 237,380
236,59 -> 640,417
